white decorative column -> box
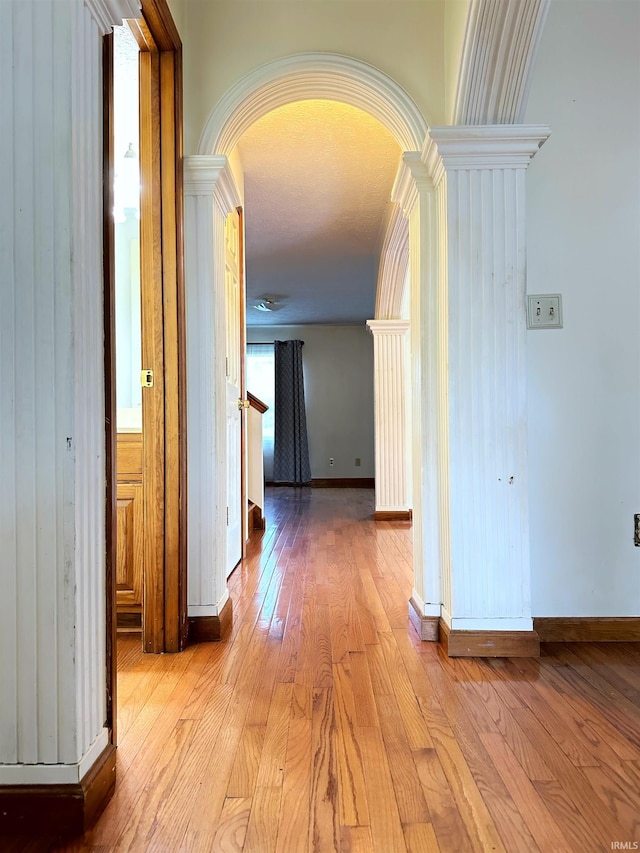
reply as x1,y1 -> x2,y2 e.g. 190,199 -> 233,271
366,320 -> 410,519
0,0 -> 139,830
424,125 -> 549,654
391,155 -> 443,640
184,155 -> 241,639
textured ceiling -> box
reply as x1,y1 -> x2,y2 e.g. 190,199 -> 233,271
235,100 -> 401,326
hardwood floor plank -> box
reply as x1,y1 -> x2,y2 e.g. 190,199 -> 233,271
226,724 -> 266,798
209,797 -> 252,853
309,687 -> 340,853
111,718 -> 195,851
413,748 -> 474,853
358,724 -> 408,853
479,731 -> 574,853
340,825 -> 375,853
513,707 -> 631,848
348,651 -> 379,728
375,692 -> 430,824
379,631 -> 434,749
364,640 -> 395,697
525,655 -> 640,762
580,764 -> 640,838
274,714 -> 313,853
243,786 -> 282,853
332,663 -> 370,827
255,682 -> 294,788
313,602 -> 334,688
402,822 -> 441,853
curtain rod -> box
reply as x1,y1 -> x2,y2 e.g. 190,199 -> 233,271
247,341 -> 304,346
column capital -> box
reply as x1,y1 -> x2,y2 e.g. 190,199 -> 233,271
367,319 -> 410,336
184,154 -> 242,213
391,152 -> 433,216
84,0 -> 141,34
423,125 -> 551,176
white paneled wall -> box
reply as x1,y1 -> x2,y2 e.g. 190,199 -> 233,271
0,0 -> 138,784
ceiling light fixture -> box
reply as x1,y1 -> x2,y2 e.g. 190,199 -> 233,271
254,298 -> 278,312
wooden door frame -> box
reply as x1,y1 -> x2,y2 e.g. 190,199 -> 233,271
238,207 -> 249,557
104,0 -> 186,737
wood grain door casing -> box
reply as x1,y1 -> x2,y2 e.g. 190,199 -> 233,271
105,0 -> 186,665
225,207 -> 243,576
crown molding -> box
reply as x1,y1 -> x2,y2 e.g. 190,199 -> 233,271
198,53 -> 428,155
367,319 -> 410,336
84,0 -> 141,34
454,0 -> 550,125
374,205 -> 409,320
425,124 -> 550,171
391,152 -> 432,216
184,155 -> 242,213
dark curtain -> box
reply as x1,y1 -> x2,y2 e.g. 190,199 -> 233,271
273,340 -> 312,484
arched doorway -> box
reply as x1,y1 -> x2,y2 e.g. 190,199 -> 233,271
183,53 -> 442,641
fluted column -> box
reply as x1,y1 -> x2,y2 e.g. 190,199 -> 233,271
425,125 -> 549,637
184,156 -> 241,630
367,320 -> 410,518
391,155 -> 442,637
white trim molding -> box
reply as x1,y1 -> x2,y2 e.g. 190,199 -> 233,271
84,0 -> 141,34
424,124 -> 551,174
375,205 -> 409,320
198,53 -> 429,155
188,589 -> 231,619
454,0 -> 550,124
0,730 -> 109,785
184,154 -> 242,211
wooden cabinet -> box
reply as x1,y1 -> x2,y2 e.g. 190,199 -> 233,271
117,433 -> 143,629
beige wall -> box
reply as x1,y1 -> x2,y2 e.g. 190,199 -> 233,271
444,0 -> 471,123
167,0 -> 186,39
179,0 -> 448,152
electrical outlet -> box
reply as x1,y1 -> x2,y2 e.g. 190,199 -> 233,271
355,458 -> 361,467
329,458 -> 334,466
635,514 -> 640,547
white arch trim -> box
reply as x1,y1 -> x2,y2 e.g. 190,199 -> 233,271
198,52 -> 429,155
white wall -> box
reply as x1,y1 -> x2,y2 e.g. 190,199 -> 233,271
247,325 -> 375,480
179,0 -> 446,152
525,0 -> 640,616
444,0 -> 471,123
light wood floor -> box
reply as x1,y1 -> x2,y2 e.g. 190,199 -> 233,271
56,487 -> 640,852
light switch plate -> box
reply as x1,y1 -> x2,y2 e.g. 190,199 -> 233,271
527,294 -> 563,329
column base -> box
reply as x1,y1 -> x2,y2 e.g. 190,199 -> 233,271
408,596 -> 439,641
188,596 -> 233,642
375,509 -> 412,521
439,619 -> 540,657
0,743 -> 116,839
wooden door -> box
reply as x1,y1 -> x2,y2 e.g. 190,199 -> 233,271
225,208 -> 243,576
105,0 -> 186,675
